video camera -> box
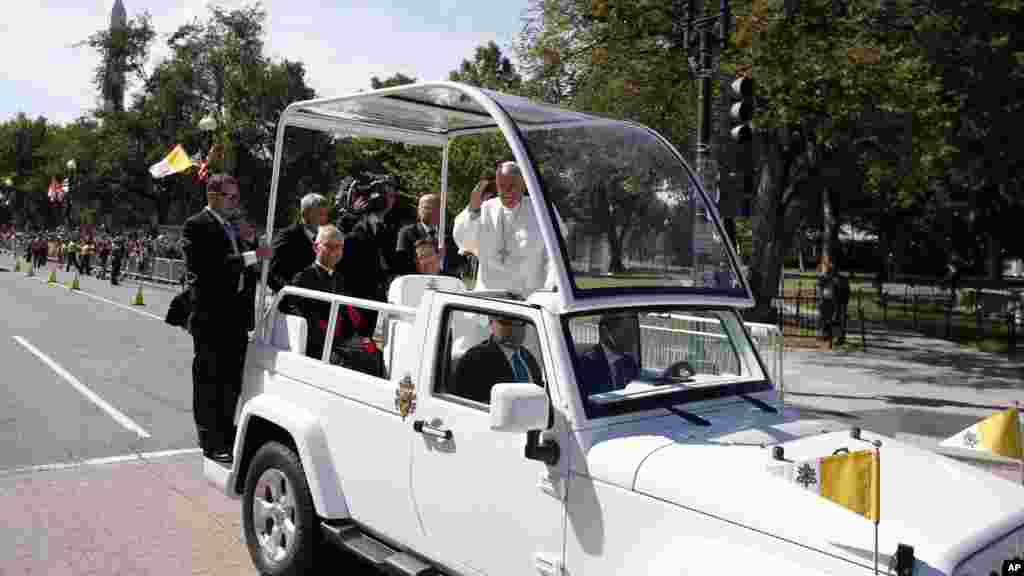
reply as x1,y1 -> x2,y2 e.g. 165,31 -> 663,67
336,172 -> 399,217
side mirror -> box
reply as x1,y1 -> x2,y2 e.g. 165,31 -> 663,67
490,383 -> 549,433
490,383 -> 560,466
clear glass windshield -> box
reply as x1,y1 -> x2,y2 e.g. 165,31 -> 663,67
565,308 -> 770,418
520,122 -> 745,296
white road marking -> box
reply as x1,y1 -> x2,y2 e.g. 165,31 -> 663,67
0,448 -> 202,477
12,335 -> 152,438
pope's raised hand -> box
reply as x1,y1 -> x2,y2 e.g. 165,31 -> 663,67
469,180 -> 489,210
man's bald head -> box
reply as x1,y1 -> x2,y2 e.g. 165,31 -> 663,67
314,224 -> 344,269
495,161 -> 525,209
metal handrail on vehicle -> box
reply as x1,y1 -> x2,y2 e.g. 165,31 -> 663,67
266,286 -> 418,358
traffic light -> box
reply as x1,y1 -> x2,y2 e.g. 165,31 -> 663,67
729,76 -> 755,143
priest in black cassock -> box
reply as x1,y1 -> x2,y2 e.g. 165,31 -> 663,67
280,224 -> 362,360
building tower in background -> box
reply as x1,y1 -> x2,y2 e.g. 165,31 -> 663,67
103,0 -> 127,113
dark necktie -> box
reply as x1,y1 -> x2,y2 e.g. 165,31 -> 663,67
510,349 -> 530,383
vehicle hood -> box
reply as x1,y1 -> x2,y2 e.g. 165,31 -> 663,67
575,396 -> 1024,575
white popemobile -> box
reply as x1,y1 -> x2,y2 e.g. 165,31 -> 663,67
205,82 -> 1024,576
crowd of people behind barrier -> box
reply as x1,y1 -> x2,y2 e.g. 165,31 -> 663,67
0,223 -> 187,284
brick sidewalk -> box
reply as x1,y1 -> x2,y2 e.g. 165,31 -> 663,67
0,453 -> 255,576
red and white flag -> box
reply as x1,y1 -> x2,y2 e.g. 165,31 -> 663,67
197,159 -> 210,182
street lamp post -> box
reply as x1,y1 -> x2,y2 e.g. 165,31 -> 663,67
65,159 -> 77,231
680,0 -> 732,283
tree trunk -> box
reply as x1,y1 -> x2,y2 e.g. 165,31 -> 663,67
820,185 -> 838,271
987,230 -> 1001,280
746,129 -> 806,323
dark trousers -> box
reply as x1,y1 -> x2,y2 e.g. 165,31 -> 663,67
80,255 -> 91,275
110,259 -> 122,284
190,318 -> 248,452
65,254 -> 76,272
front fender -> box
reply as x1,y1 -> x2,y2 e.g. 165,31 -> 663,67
234,394 -> 349,519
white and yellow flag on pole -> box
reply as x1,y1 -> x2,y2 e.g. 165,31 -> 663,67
769,449 -> 881,522
149,144 -> 194,179
939,406 -> 1022,460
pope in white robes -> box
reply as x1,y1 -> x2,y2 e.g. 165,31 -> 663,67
453,162 -> 555,297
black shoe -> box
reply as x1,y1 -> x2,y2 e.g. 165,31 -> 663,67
210,451 -> 233,464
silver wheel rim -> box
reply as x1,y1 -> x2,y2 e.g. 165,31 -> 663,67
252,468 -> 298,565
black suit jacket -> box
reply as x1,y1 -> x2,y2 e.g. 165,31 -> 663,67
577,345 -> 639,394
452,339 -> 543,404
181,208 -> 257,332
340,209 -> 409,301
395,221 -> 465,277
269,222 -> 315,293
281,263 -> 355,361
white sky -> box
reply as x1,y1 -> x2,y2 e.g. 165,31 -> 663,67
0,0 -> 530,124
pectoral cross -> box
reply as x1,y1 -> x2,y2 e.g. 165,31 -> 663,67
497,246 -> 511,265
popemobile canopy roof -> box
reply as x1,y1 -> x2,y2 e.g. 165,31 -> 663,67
263,81 -> 754,314
279,82 -> 598,145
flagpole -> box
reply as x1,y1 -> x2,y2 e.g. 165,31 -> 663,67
852,428 -> 881,575
874,442 -> 880,576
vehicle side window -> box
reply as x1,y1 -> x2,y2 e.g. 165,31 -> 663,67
437,308 -> 545,407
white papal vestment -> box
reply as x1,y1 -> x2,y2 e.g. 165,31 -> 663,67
453,197 -> 554,296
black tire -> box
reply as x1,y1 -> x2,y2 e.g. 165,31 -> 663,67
242,441 -> 320,576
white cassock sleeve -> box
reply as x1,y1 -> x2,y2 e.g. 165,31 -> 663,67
453,207 -> 482,257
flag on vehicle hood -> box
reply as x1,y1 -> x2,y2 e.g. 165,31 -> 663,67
940,406 -> 1022,460
768,449 -> 880,522
149,144 -> 194,179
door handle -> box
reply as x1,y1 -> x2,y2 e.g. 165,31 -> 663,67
413,419 -> 453,441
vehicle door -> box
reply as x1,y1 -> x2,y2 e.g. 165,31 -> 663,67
260,292 -> 419,546
409,293 -> 567,576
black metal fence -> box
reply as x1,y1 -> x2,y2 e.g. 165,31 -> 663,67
772,275 -> 1022,358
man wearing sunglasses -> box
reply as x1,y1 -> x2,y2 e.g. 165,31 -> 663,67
181,174 -> 274,464
451,314 -> 542,404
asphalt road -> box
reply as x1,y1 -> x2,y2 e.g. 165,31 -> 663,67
1,256 -> 195,471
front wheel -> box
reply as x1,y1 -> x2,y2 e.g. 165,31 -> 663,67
242,441 -> 320,575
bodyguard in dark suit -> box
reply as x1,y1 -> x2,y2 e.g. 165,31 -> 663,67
268,193 -> 328,293
395,193 -> 464,276
576,313 -> 640,395
182,174 -> 273,464
452,316 -> 543,404
339,179 -> 410,336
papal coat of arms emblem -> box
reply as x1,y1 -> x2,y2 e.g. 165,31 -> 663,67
395,374 -> 416,420
963,430 -> 979,448
796,462 -> 818,489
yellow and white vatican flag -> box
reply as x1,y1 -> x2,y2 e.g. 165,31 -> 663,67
149,144 -> 194,179
939,406 -> 1022,461
771,449 -> 881,523
770,447 -> 883,573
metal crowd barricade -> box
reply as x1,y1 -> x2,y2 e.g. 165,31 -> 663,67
568,314 -> 784,391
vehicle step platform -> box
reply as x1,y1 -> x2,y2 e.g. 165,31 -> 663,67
321,522 -> 437,575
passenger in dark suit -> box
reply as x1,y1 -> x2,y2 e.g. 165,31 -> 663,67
395,193 -> 464,276
576,313 -> 640,395
280,225 -> 359,360
452,316 -> 543,404
268,193 -> 328,293
182,174 -> 273,464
